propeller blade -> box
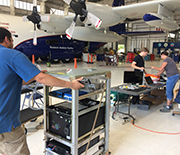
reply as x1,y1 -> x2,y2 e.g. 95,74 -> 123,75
86,12 -> 102,29
66,21 -> 76,40
33,0 -> 37,7
63,0 -> 71,5
22,16 -> 29,22
40,15 -> 50,22
33,24 -> 37,45
66,14 -> 78,39
33,31 -> 37,45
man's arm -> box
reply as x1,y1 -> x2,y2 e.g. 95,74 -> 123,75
32,72 -> 84,90
131,61 -> 144,71
22,70 -> 47,86
156,69 -> 165,75
22,79 -> 36,86
151,62 -> 167,71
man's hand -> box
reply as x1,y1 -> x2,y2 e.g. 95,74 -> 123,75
151,66 -> 155,69
140,67 -> 144,71
41,70 -> 47,73
71,77 -> 84,90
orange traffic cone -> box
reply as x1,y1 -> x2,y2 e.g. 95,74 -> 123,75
32,55 -> 35,64
86,53 -> 90,63
90,54 -> 93,64
74,58 -> 77,69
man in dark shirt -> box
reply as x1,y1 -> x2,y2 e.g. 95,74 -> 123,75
131,47 -> 149,73
131,47 -> 149,104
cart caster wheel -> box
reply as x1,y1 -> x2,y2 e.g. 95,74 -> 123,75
25,128 -> 27,135
30,118 -> 37,122
172,113 -> 175,116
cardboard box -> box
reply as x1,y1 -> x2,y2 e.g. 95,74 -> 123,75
141,93 -> 166,106
150,89 -> 166,97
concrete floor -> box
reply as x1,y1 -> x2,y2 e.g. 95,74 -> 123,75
23,60 -> 180,155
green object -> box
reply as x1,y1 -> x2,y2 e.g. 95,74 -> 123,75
47,62 -> 51,67
110,90 -> 128,101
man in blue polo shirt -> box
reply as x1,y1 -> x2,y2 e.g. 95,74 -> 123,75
0,27 -> 84,155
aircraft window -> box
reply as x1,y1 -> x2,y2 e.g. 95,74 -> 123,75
0,0 -> 10,6
26,2 -> 33,10
14,0 -> 40,12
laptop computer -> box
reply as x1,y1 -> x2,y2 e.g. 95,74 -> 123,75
145,76 -> 162,86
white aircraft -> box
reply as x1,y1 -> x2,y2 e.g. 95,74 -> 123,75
23,0 -> 180,44
0,13 -> 94,62
0,13 -> 50,48
0,0 -> 179,62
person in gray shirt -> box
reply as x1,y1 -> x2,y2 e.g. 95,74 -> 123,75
151,51 -> 179,112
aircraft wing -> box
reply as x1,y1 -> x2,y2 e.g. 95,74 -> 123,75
112,0 -> 180,31
119,31 -> 165,37
37,0 -> 180,42
112,0 -> 180,19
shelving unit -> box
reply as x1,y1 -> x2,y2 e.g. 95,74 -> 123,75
43,69 -> 111,155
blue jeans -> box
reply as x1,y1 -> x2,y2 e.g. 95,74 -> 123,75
166,74 -> 179,100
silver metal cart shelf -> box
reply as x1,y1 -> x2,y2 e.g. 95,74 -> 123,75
44,69 -> 111,155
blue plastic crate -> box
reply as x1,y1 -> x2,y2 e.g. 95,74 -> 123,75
64,90 -> 88,101
49,89 -> 88,101
64,93 -> 72,101
49,88 -> 71,98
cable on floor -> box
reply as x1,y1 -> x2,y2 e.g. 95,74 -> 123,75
131,122 -> 180,135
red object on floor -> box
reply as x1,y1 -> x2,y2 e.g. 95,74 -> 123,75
126,52 -> 134,63
74,58 -> 77,69
90,54 -> 93,63
87,53 -> 90,63
32,55 -> 35,64
150,54 -> 155,61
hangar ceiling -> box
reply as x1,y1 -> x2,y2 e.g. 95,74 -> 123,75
0,0 -> 179,42
1,0 -> 179,25
0,0 -> 153,16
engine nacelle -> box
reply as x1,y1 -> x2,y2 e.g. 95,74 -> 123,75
71,27 -> 123,42
37,14 -> 72,33
143,13 -> 179,31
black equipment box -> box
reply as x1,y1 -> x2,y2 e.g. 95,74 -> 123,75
46,136 -> 99,155
47,99 -> 105,140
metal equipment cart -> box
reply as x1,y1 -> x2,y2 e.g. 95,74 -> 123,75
44,69 -> 111,155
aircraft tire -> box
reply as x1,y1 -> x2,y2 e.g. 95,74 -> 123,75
50,59 -> 60,63
62,59 -> 71,63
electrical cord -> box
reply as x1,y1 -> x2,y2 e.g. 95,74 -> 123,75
84,79 -> 107,155
131,122 -> 180,135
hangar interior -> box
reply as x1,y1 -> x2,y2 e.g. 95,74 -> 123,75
1,0 -> 180,155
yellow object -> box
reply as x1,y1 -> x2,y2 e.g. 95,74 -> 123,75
46,62 -> 51,67
110,50 -> 114,55
57,72 -> 65,74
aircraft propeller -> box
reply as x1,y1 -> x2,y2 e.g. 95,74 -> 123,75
22,0 -> 49,45
63,0 -> 102,39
